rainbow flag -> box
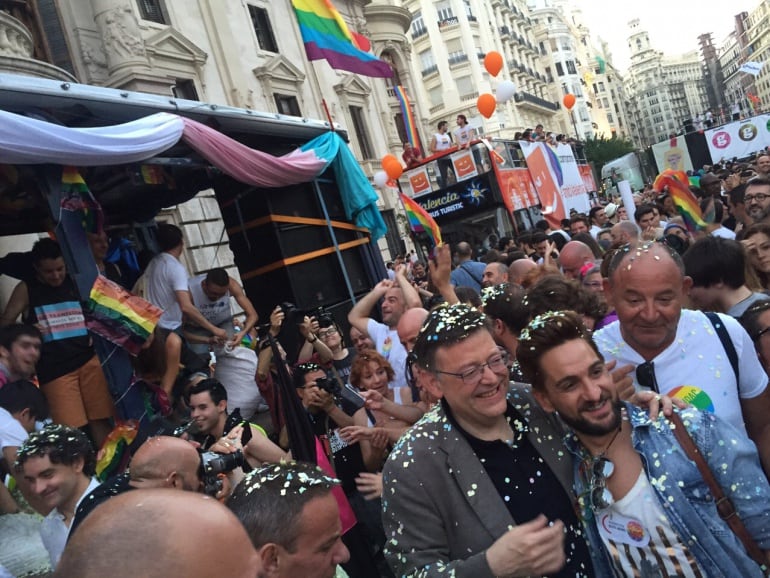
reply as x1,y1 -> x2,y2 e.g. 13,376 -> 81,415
292,0 -> 392,78
61,167 -> 103,234
653,170 -> 707,232
400,193 -> 442,247
85,275 -> 162,355
395,86 -> 420,149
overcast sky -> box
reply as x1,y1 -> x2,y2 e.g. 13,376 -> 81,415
573,0 -> 754,72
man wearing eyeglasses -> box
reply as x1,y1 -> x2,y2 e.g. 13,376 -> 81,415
382,304 -> 594,577
745,176 -> 770,224
594,242 -> 770,478
517,310 -> 770,577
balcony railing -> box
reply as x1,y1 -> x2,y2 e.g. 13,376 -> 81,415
429,104 -> 444,114
438,16 -> 459,28
411,28 -> 428,40
448,53 -> 469,65
386,87 -> 397,98
499,26 -> 510,37
460,90 -> 479,101
421,64 -> 438,77
467,14 -> 477,22
514,91 -> 560,111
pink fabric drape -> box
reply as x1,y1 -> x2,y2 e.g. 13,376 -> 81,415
181,118 -> 327,187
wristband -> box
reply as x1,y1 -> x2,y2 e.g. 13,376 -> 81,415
308,335 -> 317,343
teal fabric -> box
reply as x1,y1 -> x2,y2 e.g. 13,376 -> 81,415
302,132 -> 387,240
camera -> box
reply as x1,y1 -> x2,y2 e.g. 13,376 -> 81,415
315,377 -> 365,412
312,306 -> 334,328
199,449 -> 246,496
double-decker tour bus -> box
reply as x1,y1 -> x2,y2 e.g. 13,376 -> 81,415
397,138 -> 596,251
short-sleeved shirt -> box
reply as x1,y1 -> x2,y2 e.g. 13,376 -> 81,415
728,292 -> 770,318
0,407 -> 27,451
366,319 -> 407,389
144,253 -> 189,330
453,125 -> 474,146
594,309 -> 768,435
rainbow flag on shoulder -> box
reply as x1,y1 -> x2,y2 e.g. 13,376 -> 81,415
292,0 -> 392,78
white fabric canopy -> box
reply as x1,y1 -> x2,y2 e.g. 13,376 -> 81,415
0,110 -> 185,166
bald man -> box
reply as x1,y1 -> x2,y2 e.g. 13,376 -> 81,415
610,221 -> 639,248
69,436 -> 202,537
507,258 -> 537,286
396,307 -> 429,354
558,241 -> 594,279
55,489 -> 262,578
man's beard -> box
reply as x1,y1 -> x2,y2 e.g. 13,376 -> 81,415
558,397 -> 623,436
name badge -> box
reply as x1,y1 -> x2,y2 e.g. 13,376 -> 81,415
596,511 -> 649,547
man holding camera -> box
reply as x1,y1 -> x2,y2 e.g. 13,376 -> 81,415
294,363 -> 390,577
187,378 -> 287,468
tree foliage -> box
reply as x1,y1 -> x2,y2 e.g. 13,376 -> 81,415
584,134 -> 635,174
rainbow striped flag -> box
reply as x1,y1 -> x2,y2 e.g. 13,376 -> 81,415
395,86 -> 420,149
61,167 -> 103,234
86,275 -> 162,355
400,193 -> 442,247
653,170 -> 707,232
292,0 -> 392,78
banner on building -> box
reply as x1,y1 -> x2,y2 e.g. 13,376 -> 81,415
704,114 -> 770,162
652,136 -> 694,173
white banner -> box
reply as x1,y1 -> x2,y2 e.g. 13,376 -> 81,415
555,143 -> 591,214
705,114 -> 770,162
652,136 -> 693,173
739,61 -> 764,76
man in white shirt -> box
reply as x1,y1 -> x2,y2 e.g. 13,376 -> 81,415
452,115 -> 475,148
16,424 -> 99,567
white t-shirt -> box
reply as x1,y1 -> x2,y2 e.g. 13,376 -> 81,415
589,224 -> 602,239
144,253 -> 190,330
188,274 -> 232,327
40,477 -> 100,567
594,309 -> 767,436
432,132 -> 452,152
0,407 -> 27,451
366,319 -> 407,389
453,125 -> 474,146
595,471 -> 704,577
710,226 -> 736,240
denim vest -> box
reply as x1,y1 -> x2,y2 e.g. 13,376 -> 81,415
566,404 -> 770,577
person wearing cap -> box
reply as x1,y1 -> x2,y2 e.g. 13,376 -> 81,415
700,173 -> 722,198
603,202 -> 618,222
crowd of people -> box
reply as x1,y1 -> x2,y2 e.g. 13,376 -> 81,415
2,156 -> 770,577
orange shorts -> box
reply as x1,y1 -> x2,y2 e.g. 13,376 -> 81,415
41,355 -> 115,427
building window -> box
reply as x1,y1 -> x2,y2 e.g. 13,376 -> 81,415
436,1 -> 454,22
411,10 -> 427,36
429,86 -> 443,107
566,60 -> 577,74
349,106 -> 374,159
456,75 -> 474,98
607,113 -> 614,123
394,113 -> 408,145
555,62 -> 564,76
419,49 -> 435,71
249,5 -> 279,53
172,79 -> 198,100
274,94 -> 300,116
137,0 -> 167,24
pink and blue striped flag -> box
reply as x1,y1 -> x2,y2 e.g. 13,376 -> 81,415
292,0 -> 393,78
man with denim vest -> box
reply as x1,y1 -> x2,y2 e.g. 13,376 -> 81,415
518,310 -> 770,577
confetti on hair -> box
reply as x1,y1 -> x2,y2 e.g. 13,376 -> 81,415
481,283 -> 511,306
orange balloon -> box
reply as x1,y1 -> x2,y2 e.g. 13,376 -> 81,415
562,93 -> 576,110
477,93 -> 497,119
484,51 -> 503,77
382,154 -> 403,180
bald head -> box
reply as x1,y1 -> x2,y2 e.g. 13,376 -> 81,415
397,307 -> 429,352
129,436 -> 201,491
610,221 -> 639,247
559,241 -> 594,279
455,242 -> 473,260
508,258 -> 537,286
55,489 -> 261,578
482,262 -> 509,287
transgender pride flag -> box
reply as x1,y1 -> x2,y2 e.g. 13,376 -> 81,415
292,0 -> 392,78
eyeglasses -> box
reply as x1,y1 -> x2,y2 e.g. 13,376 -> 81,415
635,361 -> 659,393
584,456 -> 615,512
434,351 -> 510,386
744,193 -> 770,203
318,328 -> 338,338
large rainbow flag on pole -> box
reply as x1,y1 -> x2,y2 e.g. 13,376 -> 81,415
291,0 -> 392,78
400,193 -> 442,247
395,86 -> 420,149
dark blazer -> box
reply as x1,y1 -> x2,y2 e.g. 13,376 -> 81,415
382,384 -> 573,578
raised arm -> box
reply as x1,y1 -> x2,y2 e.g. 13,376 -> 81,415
428,244 -> 459,305
394,265 -> 422,309
348,280 -> 392,335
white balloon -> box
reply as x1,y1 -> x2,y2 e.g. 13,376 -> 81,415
373,170 -> 389,188
496,81 -> 517,103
